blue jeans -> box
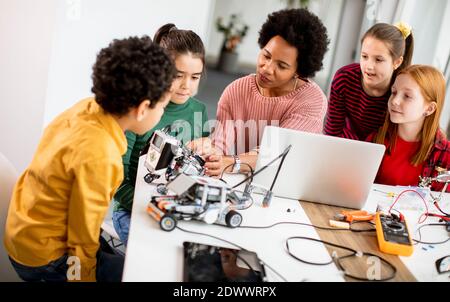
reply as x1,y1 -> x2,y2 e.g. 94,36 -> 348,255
9,236 -> 124,282
112,209 -> 131,246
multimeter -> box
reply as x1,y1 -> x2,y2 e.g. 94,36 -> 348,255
375,212 -> 414,256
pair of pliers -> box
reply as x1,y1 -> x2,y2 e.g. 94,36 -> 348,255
334,210 -> 375,223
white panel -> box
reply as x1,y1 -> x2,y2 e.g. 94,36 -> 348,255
43,0 -> 212,126
0,0 -> 57,172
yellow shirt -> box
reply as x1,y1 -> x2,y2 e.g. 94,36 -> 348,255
4,98 -> 127,281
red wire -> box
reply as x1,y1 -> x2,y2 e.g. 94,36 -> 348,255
433,201 -> 450,216
426,213 -> 450,222
388,189 -> 429,223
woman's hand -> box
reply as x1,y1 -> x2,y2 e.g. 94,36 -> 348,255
204,155 -> 234,177
205,153 -> 258,177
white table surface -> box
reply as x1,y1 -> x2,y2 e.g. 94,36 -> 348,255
364,184 -> 450,282
122,156 -> 450,282
122,155 -> 344,282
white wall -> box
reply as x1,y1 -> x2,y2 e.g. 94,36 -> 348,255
435,1 -> 450,131
1,0 -> 448,172
399,0 -> 447,66
0,0 -> 214,172
397,0 -> 450,130
310,0 -> 344,88
326,0 -> 366,91
206,0 -> 344,89
0,0 -> 57,173
44,0 -> 213,126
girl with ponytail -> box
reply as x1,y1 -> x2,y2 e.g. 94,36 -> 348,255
325,22 -> 414,141
112,24 -> 210,245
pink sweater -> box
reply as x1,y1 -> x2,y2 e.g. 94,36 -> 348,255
212,74 -> 327,155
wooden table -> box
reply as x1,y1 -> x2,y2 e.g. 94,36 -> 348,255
300,201 -> 416,281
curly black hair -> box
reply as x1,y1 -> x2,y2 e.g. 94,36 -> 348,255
258,9 -> 329,78
92,36 -> 176,116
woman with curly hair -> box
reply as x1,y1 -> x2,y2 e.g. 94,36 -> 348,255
4,36 -> 175,282
112,23 -> 210,246
324,22 -> 414,141
190,8 -> 329,176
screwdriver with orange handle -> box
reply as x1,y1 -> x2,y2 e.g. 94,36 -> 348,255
334,210 -> 375,223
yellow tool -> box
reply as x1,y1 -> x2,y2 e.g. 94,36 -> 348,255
375,212 -> 413,256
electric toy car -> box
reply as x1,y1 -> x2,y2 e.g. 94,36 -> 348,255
146,174 -> 249,231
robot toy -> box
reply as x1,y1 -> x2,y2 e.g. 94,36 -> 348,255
142,127 -> 205,186
146,174 -> 251,231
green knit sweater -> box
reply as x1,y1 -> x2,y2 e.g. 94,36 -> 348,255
113,97 -> 209,212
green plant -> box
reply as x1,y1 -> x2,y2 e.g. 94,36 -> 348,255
216,14 -> 249,53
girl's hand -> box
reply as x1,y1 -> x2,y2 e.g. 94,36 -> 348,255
186,137 -> 214,156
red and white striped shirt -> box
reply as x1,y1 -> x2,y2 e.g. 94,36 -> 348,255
324,63 -> 391,141
212,74 -> 327,155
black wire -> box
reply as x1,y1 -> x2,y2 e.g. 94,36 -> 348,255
232,145 -> 291,189
286,236 -> 352,265
218,178 -> 228,184
337,252 -> 397,282
176,225 -> 245,249
230,250 -> 259,278
217,163 -> 255,210
174,221 -> 378,281
175,225 -> 288,281
285,236 -> 397,281
231,250 -> 254,271
413,223 -> 450,245
220,162 -> 254,184
269,145 -> 292,191
433,201 -> 450,216
233,220 -> 376,233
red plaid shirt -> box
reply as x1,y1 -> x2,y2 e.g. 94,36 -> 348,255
421,130 -> 450,192
367,130 -> 450,192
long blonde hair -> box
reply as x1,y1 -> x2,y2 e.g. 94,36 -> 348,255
374,65 -> 446,165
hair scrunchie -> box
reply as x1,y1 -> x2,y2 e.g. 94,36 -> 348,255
394,21 -> 412,39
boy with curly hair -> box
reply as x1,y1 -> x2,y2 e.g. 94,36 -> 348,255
4,36 -> 175,282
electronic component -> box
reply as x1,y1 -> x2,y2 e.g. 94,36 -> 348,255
147,174 -> 251,231
241,145 -> 292,208
375,212 -> 413,256
232,155 -> 241,173
143,128 -> 205,184
146,146 -> 292,231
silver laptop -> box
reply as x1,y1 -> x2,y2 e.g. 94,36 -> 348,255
252,126 -> 385,209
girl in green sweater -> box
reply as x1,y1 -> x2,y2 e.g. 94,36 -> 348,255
112,24 -> 209,245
